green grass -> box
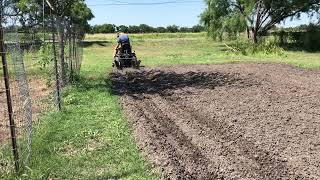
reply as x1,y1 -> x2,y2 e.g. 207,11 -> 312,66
19,48 -> 157,179
2,33 -> 320,179
2,40 -> 158,179
84,33 -> 320,69
24,82 -> 156,179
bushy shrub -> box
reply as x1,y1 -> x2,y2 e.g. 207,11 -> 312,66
38,43 -> 52,68
37,43 -> 54,86
230,38 -> 285,56
272,24 -> 320,52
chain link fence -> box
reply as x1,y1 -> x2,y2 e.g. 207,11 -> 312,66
1,0 -> 84,176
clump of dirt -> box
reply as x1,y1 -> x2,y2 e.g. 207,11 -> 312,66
111,64 -> 320,179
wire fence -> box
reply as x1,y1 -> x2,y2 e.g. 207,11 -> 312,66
1,0 -> 84,176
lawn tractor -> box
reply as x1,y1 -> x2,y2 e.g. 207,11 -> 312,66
113,43 -> 141,69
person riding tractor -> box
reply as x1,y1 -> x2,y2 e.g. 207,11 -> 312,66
113,32 -> 140,69
114,32 -> 132,55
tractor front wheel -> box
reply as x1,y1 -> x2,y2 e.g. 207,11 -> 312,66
132,56 -> 140,69
114,57 -> 122,70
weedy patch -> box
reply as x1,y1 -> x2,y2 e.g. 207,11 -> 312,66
59,138 -> 104,157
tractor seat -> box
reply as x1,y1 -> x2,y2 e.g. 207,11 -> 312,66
120,43 -> 132,54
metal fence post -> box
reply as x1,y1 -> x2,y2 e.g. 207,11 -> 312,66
51,14 -> 61,111
0,0 -> 19,173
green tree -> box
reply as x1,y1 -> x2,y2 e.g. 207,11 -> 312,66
44,0 -> 93,84
155,27 -> 167,33
138,24 -> 154,33
70,1 -> 94,34
167,25 -> 179,33
117,25 -> 129,33
191,25 -> 205,32
180,27 -> 191,33
127,25 -> 140,33
93,24 -> 115,33
201,0 -> 320,43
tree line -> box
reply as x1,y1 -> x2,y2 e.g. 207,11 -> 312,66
201,0 -> 320,43
273,24 -> 320,32
89,24 -> 205,34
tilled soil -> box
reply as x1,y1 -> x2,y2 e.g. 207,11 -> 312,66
110,64 -> 320,179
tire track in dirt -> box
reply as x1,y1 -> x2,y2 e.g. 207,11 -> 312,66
133,96 -> 217,179
151,93 -> 290,179
167,96 -> 290,179
148,95 -> 238,179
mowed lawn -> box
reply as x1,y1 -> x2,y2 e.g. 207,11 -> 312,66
4,33 -> 320,179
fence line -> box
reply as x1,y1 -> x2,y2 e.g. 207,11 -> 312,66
1,0 -> 85,176
0,4 -> 19,172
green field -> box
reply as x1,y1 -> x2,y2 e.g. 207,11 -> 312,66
3,33 -> 320,179
85,33 -> 320,68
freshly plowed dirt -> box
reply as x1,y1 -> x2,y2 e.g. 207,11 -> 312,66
110,64 -> 320,179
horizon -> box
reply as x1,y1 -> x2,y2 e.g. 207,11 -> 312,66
85,0 -> 318,28
85,0 -> 204,27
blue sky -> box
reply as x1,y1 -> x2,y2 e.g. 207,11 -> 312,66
85,0 -> 317,27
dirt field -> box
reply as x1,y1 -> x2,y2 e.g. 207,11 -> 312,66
110,63 -> 320,179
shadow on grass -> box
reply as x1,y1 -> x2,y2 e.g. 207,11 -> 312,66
71,75 -> 109,93
82,41 -> 112,48
109,69 -> 259,97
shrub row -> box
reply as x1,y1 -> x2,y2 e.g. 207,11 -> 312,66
271,24 -> 320,52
